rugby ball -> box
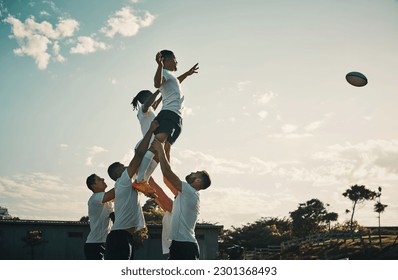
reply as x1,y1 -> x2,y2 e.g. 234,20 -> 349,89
346,71 -> 368,87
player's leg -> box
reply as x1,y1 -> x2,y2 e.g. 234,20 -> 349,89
135,132 -> 168,183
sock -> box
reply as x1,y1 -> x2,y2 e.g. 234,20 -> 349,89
136,151 -> 155,182
144,159 -> 158,181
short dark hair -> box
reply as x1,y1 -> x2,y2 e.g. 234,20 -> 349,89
160,50 -> 175,60
201,171 -> 211,190
131,90 -> 152,111
108,162 -> 122,181
86,174 -> 96,191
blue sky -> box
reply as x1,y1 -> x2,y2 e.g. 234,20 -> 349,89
1,0 -> 398,229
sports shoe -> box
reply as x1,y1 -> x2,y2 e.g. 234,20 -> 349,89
132,180 -> 156,195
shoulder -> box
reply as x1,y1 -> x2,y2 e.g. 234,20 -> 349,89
162,69 -> 174,79
89,192 -> 104,204
116,169 -> 131,186
182,182 -> 196,194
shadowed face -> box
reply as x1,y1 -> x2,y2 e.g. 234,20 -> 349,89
185,171 -> 204,187
163,56 -> 177,71
92,175 -> 107,192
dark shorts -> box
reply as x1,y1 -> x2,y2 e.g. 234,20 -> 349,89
154,110 -> 182,145
104,230 -> 134,260
84,242 -> 106,260
168,240 -> 200,260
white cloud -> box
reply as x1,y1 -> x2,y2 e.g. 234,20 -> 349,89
39,10 -> 50,17
0,173 -> 85,220
52,41 -> 65,62
0,2 -> 8,17
85,157 -> 94,166
256,91 -> 277,105
88,146 -> 108,155
288,138 -> 398,189
86,146 -> 108,166
55,18 -> 80,38
70,36 -> 108,54
178,149 -> 250,175
281,124 -> 297,133
304,120 -> 323,131
249,157 -> 278,175
257,110 -> 268,119
4,15 -> 79,69
176,149 -> 290,178
121,148 -> 134,166
237,80 -> 251,92
100,6 -> 156,38
268,124 -> 314,139
200,186 -> 279,228
59,144 -> 68,148
184,106 -> 193,116
14,34 -> 51,70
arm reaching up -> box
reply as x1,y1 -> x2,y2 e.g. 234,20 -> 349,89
127,120 -> 159,178
142,89 -> 161,113
154,52 -> 164,88
178,63 -> 199,83
151,138 -> 182,192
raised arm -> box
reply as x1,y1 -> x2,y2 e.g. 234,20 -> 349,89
154,52 -> 164,88
152,95 -> 162,111
177,63 -> 199,83
142,89 -> 161,113
102,188 -> 115,203
127,120 -> 159,178
151,138 -> 182,192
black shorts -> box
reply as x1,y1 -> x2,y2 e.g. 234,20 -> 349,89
84,242 -> 106,260
154,110 -> 182,145
104,230 -> 134,260
168,240 -> 200,260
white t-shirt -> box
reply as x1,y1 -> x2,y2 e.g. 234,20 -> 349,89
135,106 -> 156,150
160,69 -> 184,116
137,105 -> 156,136
169,182 -> 200,243
111,169 -> 145,232
162,211 -> 172,254
86,192 -> 114,243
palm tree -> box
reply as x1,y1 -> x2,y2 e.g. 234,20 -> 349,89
374,186 -> 388,248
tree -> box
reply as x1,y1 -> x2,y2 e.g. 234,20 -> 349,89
342,184 -> 377,233
0,206 -> 12,219
289,198 -> 337,238
324,203 -> 339,232
374,186 -> 388,248
80,216 -> 89,223
21,230 -> 48,259
219,217 -> 291,251
142,198 -> 164,224
324,212 -> 339,232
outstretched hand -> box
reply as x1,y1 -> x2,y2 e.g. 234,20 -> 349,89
186,63 -> 199,76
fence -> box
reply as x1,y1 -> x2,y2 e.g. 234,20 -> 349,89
280,231 -> 385,251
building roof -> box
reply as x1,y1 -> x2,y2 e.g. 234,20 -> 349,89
0,219 -> 224,230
